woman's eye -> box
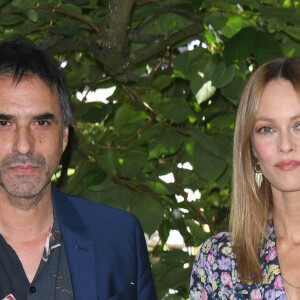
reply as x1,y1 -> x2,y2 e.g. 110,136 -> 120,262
258,126 -> 273,134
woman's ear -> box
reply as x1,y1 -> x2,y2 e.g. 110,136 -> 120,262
252,145 -> 258,158
250,135 -> 258,158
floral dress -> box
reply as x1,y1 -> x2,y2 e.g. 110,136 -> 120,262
189,220 -> 287,299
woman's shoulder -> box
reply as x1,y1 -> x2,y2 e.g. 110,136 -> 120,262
190,232 -> 236,299
192,231 -> 234,277
196,231 -> 232,259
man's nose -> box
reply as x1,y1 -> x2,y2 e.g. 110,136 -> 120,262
12,126 -> 34,154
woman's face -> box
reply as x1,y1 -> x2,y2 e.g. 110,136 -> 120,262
252,79 -> 300,193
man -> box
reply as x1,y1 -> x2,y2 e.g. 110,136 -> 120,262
0,39 -> 157,300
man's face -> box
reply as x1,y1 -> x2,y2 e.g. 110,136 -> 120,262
0,75 -> 68,200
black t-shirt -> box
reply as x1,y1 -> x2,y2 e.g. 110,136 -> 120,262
0,210 -> 73,300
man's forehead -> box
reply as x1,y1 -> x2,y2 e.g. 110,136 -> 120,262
0,72 -> 53,86
0,75 -> 61,116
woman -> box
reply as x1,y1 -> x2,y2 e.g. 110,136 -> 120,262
189,57 -> 300,300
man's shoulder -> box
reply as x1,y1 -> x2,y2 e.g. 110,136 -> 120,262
52,186 -> 139,226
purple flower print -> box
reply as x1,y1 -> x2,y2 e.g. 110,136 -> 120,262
210,244 -> 217,256
206,284 -> 213,293
200,257 -> 206,268
217,256 -> 231,270
265,290 -> 276,300
213,272 -> 219,280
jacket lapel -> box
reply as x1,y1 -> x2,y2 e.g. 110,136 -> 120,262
52,187 -> 98,300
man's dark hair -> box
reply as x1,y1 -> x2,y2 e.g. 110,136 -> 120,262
0,39 -> 75,128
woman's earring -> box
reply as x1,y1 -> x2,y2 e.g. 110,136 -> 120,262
254,161 -> 263,188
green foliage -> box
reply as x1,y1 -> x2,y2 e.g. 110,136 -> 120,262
0,0 -> 299,298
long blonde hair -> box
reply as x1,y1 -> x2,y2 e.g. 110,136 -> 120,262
230,57 -> 300,282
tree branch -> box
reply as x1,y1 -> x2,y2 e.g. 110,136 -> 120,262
128,32 -> 164,43
134,6 -> 198,33
100,0 -> 134,76
102,0 -> 134,51
130,19 -> 203,65
44,38 -> 104,63
37,6 -> 100,32
42,2 -> 204,83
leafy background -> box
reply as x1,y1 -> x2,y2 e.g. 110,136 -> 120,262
0,0 -> 298,298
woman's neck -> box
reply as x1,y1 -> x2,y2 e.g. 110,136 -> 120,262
272,188 -> 300,242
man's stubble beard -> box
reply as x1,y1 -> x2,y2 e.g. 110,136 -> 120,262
0,152 -> 52,200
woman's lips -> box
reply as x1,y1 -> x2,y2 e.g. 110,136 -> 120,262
275,160 -> 300,171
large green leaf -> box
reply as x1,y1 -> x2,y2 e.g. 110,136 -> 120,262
141,12 -> 192,35
77,102 -> 113,123
148,127 -> 185,158
152,74 -> 172,90
259,6 -> 300,25
117,150 -> 149,178
0,14 -> 25,25
114,103 -> 131,133
224,27 -> 283,65
221,14 -> 245,38
186,139 -> 227,186
89,183 -> 132,211
204,11 -> 227,31
173,47 -> 211,81
220,75 -> 245,105
282,35 -> 300,57
60,3 -> 82,15
26,9 -> 38,23
210,0 -> 239,11
158,219 -> 172,245
284,26 -> 300,42
129,195 -> 164,236
11,0 -> 34,9
211,62 -> 235,88
207,114 -> 236,136
131,2 -> 162,22
152,249 -> 191,299
187,128 -> 222,156
155,97 -> 191,124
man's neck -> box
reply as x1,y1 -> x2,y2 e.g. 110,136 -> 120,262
0,184 -> 53,241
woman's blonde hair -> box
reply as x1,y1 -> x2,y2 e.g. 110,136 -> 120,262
230,57 -> 300,283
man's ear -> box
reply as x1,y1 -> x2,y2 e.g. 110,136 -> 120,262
62,126 -> 69,153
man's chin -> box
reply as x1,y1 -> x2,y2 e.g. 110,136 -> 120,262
0,178 -> 50,200
4,187 -> 43,199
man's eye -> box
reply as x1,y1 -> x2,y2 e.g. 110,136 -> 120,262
0,120 -> 9,126
36,120 -> 49,126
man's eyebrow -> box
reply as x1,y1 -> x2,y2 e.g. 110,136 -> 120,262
0,114 -> 14,120
34,113 -> 58,122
